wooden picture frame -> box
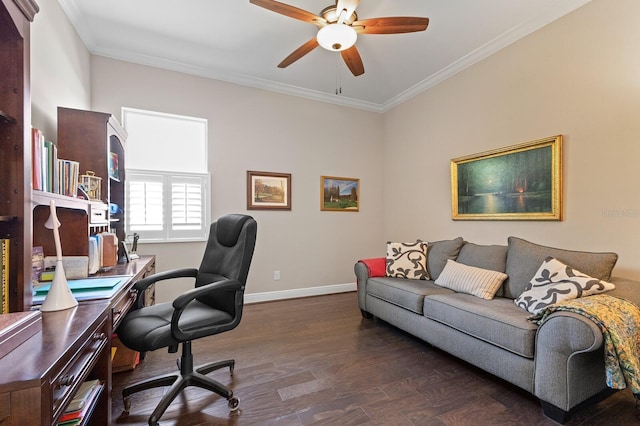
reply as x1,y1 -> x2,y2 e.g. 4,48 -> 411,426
451,135 -> 562,220
247,171 -> 291,210
320,176 -> 360,212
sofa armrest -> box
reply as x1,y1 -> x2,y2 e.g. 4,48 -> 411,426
534,311 -> 605,412
354,261 -> 372,312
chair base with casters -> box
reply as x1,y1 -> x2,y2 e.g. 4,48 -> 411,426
122,339 -> 240,426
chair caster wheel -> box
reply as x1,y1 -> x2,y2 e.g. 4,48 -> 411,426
228,396 -> 240,411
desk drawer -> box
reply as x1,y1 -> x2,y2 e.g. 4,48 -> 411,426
50,317 -> 108,421
111,288 -> 136,330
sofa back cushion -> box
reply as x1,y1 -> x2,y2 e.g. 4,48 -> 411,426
457,242 -> 509,296
504,237 -> 618,299
426,237 -> 464,280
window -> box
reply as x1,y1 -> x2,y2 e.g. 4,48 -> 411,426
122,108 -> 210,242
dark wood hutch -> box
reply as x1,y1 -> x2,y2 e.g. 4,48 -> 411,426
0,1 -> 156,424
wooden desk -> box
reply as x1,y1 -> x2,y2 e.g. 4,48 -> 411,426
0,256 -> 155,425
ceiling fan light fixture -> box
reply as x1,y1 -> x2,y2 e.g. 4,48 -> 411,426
317,23 -> 357,52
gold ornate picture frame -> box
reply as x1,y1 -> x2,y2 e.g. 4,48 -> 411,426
451,135 -> 562,220
320,176 -> 360,212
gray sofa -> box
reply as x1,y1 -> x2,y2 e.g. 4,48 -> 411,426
354,236 -> 640,422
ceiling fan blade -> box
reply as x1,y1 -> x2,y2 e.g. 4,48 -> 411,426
278,38 -> 319,68
250,0 -> 325,25
353,17 -> 429,34
336,0 -> 360,24
341,45 -> 365,76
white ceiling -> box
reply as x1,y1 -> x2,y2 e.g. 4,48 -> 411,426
58,0 -> 590,112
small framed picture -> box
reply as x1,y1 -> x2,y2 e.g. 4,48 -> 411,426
247,171 -> 292,210
320,176 -> 360,212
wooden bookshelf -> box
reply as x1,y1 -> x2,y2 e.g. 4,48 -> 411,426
0,0 -> 39,312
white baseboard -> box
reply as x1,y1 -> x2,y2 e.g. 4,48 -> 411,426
245,282 -> 356,304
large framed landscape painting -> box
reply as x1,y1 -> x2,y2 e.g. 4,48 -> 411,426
451,135 -> 562,220
247,171 -> 291,210
321,176 -> 359,212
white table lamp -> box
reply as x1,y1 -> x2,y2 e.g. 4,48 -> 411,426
40,200 -> 78,312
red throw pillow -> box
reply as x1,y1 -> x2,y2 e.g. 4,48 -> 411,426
359,257 -> 386,277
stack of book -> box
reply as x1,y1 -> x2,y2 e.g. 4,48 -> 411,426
31,127 -> 79,196
57,379 -> 102,425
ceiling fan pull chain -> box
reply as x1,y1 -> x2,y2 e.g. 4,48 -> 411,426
335,53 -> 342,95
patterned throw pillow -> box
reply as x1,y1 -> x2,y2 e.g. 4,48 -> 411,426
434,259 -> 508,300
514,256 -> 616,315
386,241 -> 429,280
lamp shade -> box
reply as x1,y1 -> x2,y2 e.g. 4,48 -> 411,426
317,24 -> 357,52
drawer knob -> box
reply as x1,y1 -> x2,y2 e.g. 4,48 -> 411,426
93,332 -> 106,341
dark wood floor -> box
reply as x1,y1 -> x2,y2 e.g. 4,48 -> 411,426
112,292 -> 639,425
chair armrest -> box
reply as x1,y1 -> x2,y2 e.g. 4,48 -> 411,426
132,267 -> 199,292
170,279 -> 243,341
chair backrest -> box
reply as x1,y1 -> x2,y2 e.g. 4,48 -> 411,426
195,214 -> 257,312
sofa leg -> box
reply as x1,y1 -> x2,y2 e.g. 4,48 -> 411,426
540,401 -> 569,424
360,309 -> 373,319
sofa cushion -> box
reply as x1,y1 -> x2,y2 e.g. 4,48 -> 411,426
457,242 -> 508,272
457,242 -> 509,297
435,259 -> 508,300
426,237 -> 464,280
367,277 -> 455,314
386,241 -> 429,280
424,293 -> 538,358
514,257 -> 616,315
504,237 -> 618,299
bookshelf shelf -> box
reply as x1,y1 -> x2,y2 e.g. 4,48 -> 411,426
32,190 -> 90,212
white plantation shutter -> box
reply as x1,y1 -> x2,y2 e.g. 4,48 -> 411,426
129,175 -> 163,232
126,170 -> 208,241
123,108 -> 210,242
171,176 -> 203,231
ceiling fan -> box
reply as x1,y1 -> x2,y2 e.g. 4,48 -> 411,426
249,0 -> 429,76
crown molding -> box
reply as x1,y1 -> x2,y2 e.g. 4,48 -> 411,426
13,0 -> 39,21
60,0 -> 591,114
91,46 -> 385,113
381,0 -> 592,112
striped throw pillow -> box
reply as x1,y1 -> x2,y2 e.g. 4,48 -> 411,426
435,259 -> 508,300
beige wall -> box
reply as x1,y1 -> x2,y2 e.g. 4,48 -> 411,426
30,0 -> 639,304
31,0 -> 91,137
383,0 -> 640,279
89,57 -> 384,302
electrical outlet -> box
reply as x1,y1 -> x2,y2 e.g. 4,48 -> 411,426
273,270 -> 281,281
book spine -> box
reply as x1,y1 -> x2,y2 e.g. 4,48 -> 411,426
1,239 -> 9,313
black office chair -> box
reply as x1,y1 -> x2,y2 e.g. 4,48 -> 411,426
117,214 -> 257,426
